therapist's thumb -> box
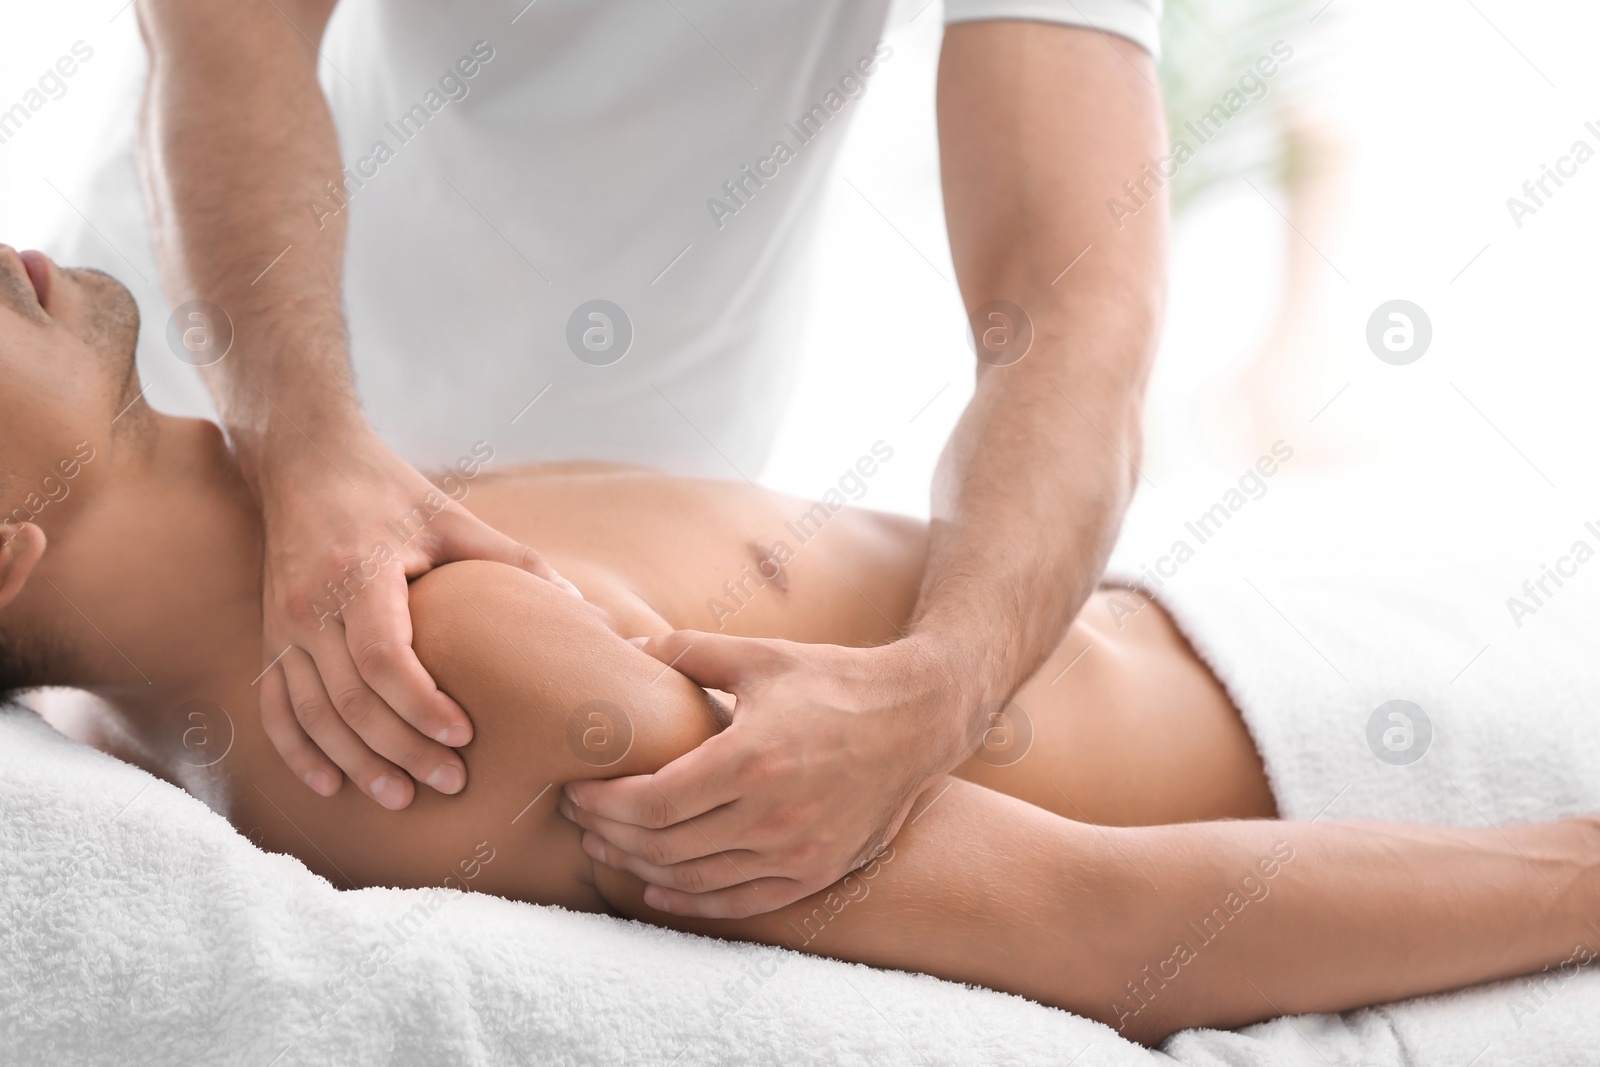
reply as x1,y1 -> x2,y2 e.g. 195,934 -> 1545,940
430,510 -> 582,598
632,630 -> 763,693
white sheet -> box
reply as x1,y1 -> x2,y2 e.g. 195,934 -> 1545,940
3,547 -> 1598,1065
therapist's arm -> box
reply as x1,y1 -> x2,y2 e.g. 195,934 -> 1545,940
921,27 -> 1171,710
136,0 -> 572,809
919,24 -> 1166,735
570,20 -> 1166,917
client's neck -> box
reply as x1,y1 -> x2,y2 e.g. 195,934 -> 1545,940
25,413 -> 264,716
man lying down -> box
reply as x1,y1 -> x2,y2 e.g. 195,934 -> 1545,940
2,245 -> 1596,1046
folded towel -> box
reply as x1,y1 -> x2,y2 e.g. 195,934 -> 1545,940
1148,548 -> 1600,826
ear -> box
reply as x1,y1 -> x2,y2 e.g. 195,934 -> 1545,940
0,522 -> 46,610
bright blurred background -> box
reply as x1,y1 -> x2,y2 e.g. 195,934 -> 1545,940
3,0 -> 1598,584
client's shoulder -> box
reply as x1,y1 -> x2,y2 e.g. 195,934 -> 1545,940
409,558 -> 569,624
408,559 -> 614,742
409,560 -> 618,669
407,560 -> 720,784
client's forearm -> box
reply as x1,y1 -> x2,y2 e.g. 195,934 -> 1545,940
1084,815 -> 1600,1040
606,781 -> 1600,1044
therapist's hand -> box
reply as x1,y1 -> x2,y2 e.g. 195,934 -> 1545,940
561,630 -> 970,918
256,426 -> 577,809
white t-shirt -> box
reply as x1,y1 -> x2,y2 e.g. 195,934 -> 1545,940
125,0 -> 1160,477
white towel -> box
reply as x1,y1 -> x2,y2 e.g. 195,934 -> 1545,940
1146,548 -> 1600,826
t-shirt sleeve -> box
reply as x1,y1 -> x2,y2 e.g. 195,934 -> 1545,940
942,0 -> 1163,58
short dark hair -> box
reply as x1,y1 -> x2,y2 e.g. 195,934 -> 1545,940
0,623 -> 55,700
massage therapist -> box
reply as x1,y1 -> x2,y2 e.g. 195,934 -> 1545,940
129,0 -> 1167,918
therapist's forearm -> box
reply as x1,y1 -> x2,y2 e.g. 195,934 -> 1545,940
913,335 -> 1148,717
920,22 -> 1167,734
137,0 -> 356,479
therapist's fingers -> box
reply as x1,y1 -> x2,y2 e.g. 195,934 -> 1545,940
428,505 -> 581,598
630,630 -> 774,694
257,656 -> 343,797
638,878 -> 808,921
299,612 -> 467,804
340,561 -> 474,748
559,794 -> 731,869
281,645 -> 417,810
576,830 -> 768,897
564,731 -> 746,830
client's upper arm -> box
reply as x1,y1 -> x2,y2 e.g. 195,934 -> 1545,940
410,560 -> 723,789
338,560 -> 727,907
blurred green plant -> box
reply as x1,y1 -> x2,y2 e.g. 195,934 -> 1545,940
1158,0 -> 1320,215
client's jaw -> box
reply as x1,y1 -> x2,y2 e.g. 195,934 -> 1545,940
0,246 -> 263,708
